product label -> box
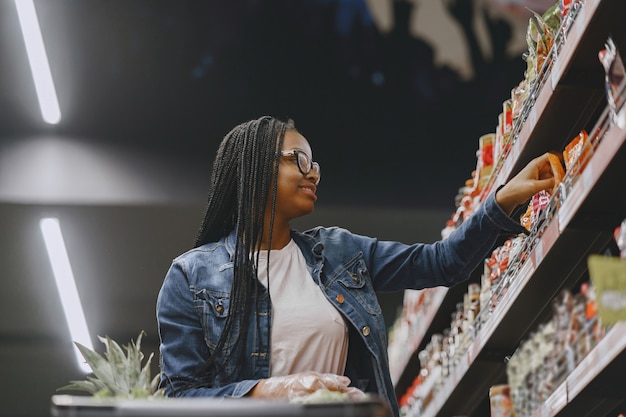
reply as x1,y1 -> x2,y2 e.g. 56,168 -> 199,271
588,255 -> 626,325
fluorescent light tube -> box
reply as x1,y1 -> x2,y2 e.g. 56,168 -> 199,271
15,0 -> 62,124
40,217 -> 92,373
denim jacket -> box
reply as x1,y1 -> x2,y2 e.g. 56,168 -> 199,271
156,190 -> 526,417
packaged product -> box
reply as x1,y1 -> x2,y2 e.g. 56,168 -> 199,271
547,152 -> 565,193
502,100 -> 513,137
550,290 -> 574,386
495,114 -> 504,165
560,0 -> 575,37
523,3 -> 561,86
520,190 -> 551,232
520,204 -> 533,231
563,130 -> 592,176
560,0 -> 573,19
475,133 -> 495,192
528,4 -> 560,74
489,384 -> 514,417
598,37 -> 626,126
511,80 -> 527,121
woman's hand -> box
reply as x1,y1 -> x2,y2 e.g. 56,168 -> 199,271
496,152 -> 557,215
249,371 -> 364,400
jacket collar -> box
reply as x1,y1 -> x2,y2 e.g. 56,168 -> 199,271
224,228 -> 324,265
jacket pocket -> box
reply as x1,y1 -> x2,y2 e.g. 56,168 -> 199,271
335,255 -> 382,315
192,287 -> 231,350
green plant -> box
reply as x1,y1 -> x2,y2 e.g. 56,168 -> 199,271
58,331 -> 164,399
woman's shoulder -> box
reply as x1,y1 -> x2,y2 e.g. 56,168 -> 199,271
297,225 -> 352,238
166,238 -> 234,288
172,236 -> 232,266
295,225 -> 375,247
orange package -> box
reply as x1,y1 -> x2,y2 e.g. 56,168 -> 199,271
563,130 -> 592,176
547,152 -> 565,193
520,203 -> 533,231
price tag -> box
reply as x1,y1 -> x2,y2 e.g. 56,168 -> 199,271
591,0 -> 601,9
551,60 -> 561,91
582,165 -> 594,189
503,156 -> 513,179
575,11 -> 585,37
534,240 -> 544,266
468,333 -> 479,363
594,334 -> 609,367
545,382 -> 567,415
528,108 -> 537,132
543,219 -> 559,251
512,139 -> 521,162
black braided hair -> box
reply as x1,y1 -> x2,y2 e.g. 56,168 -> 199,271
187,115 -> 296,390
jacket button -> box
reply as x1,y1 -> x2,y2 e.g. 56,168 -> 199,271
336,294 -> 344,304
362,326 -> 370,336
215,304 -> 224,314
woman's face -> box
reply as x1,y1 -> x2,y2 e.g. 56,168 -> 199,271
271,129 -> 320,223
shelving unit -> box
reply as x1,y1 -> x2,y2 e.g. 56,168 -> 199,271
391,1 -> 626,416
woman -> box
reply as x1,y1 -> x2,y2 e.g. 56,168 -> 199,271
156,116 -> 556,416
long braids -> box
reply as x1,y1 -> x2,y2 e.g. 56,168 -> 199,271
189,116 -> 289,388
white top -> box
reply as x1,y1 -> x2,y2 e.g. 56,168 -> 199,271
256,239 -> 349,376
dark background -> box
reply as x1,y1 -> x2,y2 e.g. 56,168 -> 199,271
0,1 -> 550,415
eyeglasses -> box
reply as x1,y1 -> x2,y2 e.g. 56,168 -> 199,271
280,149 -> 321,184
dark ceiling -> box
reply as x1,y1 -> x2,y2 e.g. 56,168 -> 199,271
0,0 -> 530,206
0,1 -> 534,416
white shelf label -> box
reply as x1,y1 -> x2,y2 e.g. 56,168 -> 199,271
512,139 -> 521,161
535,240 -> 544,266
582,165 -> 594,190
529,108 -> 537,132
551,61 -> 560,91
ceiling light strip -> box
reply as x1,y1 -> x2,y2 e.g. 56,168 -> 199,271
15,0 -> 62,124
40,217 -> 92,373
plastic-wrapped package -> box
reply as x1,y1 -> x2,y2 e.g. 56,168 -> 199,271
560,0 -> 582,39
598,37 -> 626,127
563,130 -> 592,177
520,190 -> 551,232
489,384 -> 514,417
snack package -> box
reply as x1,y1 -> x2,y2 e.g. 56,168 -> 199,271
511,80 -> 527,121
560,0 -> 574,38
547,152 -> 565,193
523,4 -> 561,86
552,289 -> 576,376
489,385 -> 514,417
560,0 -> 573,19
520,190 -> 551,232
529,4 -> 561,74
563,130 -> 592,176
503,100 -> 513,137
532,190 -> 551,218
520,203 -> 534,231
475,133 -> 495,192
495,114 -> 504,166
598,37 -> 626,126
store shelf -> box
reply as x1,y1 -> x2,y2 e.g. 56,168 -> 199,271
389,287 -> 448,386
486,0 -> 626,196
558,106 -> 626,232
416,103 -> 624,417
529,322 -> 626,417
392,279 -> 480,393
392,1 -> 626,416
